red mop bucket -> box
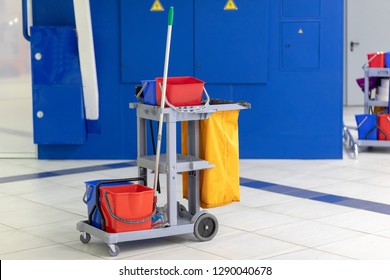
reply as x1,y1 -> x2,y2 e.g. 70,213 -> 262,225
155,76 -> 205,107
368,52 -> 385,68
100,184 -> 154,233
378,114 -> 390,140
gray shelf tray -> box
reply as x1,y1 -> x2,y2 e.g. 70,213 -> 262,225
138,154 -> 214,173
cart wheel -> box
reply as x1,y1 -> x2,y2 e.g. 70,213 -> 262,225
80,233 -> 91,244
342,129 -> 347,142
353,144 -> 359,158
108,244 -> 120,257
194,213 -> 218,242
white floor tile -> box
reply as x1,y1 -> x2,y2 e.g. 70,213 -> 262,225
93,167 -> 139,179
0,180 -> 69,195
0,206 -> 83,229
317,234 -> 390,259
241,167 -> 298,183
216,205 -> 301,232
23,219 -> 84,244
123,245 -> 227,260
0,244 -> 103,260
0,223 -> 14,232
255,220 -> 363,247
373,229 -> 390,239
313,181 -> 387,201
357,175 -> 390,190
0,163 -> 42,177
310,166 -> 382,181
266,248 -> 353,260
18,187 -> 84,210
239,187 -> 299,208
271,173 -> 344,190
0,196 -> 44,213
0,229 -> 55,255
205,202 -> 246,216
261,198 -> 354,220
185,230 -> 305,259
315,210 -> 390,233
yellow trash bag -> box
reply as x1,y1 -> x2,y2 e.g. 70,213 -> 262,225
182,110 -> 240,208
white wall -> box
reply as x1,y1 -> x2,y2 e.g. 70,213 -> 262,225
0,0 -> 35,157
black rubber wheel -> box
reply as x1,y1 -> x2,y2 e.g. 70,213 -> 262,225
80,233 -> 91,244
108,244 -> 120,257
194,213 -> 219,242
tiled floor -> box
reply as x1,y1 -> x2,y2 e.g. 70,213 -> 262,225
3,107 -> 390,260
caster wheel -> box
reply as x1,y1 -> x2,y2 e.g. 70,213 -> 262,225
80,233 -> 91,244
353,145 -> 359,158
108,244 -> 120,257
194,213 -> 219,242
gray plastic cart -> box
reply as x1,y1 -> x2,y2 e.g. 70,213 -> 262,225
344,65 -> 390,158
76,101 -> 249,256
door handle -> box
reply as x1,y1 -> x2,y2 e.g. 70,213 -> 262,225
350,41 -> 360,52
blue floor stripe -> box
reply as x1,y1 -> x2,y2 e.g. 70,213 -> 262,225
0,161 -> 137,184
1,163 -> 390,216
240,177 -> 390,216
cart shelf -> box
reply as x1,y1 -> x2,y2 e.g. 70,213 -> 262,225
366,100 -> 389,107
368,68 -> 390,77
138,154 -> 214,173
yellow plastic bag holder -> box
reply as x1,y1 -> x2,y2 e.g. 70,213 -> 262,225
182,110 -> 240,208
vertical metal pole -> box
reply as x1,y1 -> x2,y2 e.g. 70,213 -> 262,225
137,111 -> 147,185
187,120 -> 200,214
364,66 -> 369,115
166,116 -> 177,226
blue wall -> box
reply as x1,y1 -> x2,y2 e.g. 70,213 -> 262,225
30,0 -> 344,159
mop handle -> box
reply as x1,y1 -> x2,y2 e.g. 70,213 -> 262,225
159,7 -> 174,109
153,7 -> 174,191
168,6 -> 174,25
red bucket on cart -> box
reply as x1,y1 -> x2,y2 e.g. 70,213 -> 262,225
155,76 -> 205,107
100,184 -> 154,233
378,114 -> 390,140
368,52 -> 385,68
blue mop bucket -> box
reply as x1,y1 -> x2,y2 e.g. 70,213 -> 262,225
385,52 -> 390,68
355,114 -> 377,140
83,178 -> 145,229
140,80 -> 157,105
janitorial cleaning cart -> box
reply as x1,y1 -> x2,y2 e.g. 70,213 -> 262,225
76,7 -> 249,256
344,52 -> 390,158
76,93 -> 249,257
